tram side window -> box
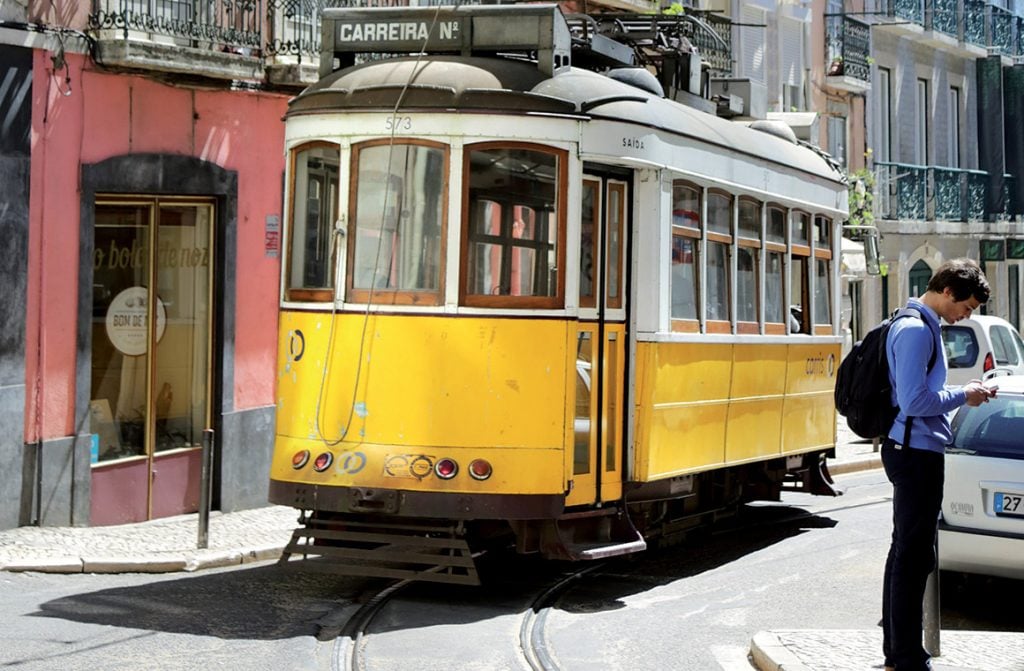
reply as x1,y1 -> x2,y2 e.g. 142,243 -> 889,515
462,144 -> 566,308
737,198 -> 761,332
348,140 -> 447,304
813,215 -> 833,329
286,143 -> 340,301
671,181 -> 701,329
765,205 -> 787,333
790,211 -> 811,333
706,190 -> 733,330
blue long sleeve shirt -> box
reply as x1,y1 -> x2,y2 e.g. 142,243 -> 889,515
885,298 -> 967,453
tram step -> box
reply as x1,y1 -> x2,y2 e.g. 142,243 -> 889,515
279,517 -> 481,585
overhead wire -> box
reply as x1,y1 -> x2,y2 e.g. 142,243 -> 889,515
314,1 -> 460,446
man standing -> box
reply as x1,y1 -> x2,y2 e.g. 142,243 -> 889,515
882,258 -> 995,671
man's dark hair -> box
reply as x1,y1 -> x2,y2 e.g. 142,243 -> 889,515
926,258 -> 990,303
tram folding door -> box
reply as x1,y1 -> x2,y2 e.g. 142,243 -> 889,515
567,173 -> 628,507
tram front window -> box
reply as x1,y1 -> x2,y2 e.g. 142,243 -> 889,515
349,141 -> 447,304
286,144 -> 339,300
463,144 -> 565,307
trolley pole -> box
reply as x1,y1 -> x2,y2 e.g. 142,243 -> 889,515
923,537 -> 941,657
197,428 -> 215,549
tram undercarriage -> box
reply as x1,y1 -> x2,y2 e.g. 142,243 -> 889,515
276,450 -> 839,585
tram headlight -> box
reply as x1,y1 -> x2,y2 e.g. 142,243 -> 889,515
468,459 -> 492,481
434,458 -> 458,479
313,452 -> 334,472
292,450 -> 310,469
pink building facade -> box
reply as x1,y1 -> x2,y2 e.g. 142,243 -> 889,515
0,1 -> 296,528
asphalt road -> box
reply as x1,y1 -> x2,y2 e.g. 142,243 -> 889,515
3,468 -> 1021,671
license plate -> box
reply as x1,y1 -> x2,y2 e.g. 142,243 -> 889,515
994,492 -> 1024,517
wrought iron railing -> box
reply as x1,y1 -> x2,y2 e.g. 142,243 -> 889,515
932,166 -> 987,221
927,0 -> 958,36
990,3 -> 1017,56
825,13 -> 871,82
964,0 -> 988,46
876,162 -> 1019,222
265,0 -> 416,61
875,0 -> 925,25
876,161 -> 928,220
689,11 -> 733,79
89,0 -> 263,53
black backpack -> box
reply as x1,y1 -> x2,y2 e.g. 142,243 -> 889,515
834,307 -> 937,440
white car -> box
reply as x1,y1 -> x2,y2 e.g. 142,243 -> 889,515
942,315 -> 1024,386
939,375 -> 1024,579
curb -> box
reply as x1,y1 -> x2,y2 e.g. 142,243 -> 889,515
1,545 -> 285,575
750,632 -> 811,671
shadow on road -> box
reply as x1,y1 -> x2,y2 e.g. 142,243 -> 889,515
30,505 -> 839,639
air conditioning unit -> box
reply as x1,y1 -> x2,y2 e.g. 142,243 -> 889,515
708,78 -> 766,120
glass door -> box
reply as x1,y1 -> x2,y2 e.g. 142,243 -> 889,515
89,197 -> 214,525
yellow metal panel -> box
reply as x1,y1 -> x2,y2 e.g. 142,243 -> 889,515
270,437 -> 565,494
633,340 -> 838,482
724,397 -> 783,462
276,312 -> 569,449
651,342 -> 733,402
644,402 -> 727,476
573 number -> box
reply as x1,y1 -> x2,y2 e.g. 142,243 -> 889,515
385,115 -> 412,131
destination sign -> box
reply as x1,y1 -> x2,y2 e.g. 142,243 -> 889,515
333,18 -> 464,51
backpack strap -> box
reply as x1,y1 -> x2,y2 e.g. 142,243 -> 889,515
891,306 -> 938,447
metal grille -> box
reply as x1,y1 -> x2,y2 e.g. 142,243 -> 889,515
89,0 -> 263,52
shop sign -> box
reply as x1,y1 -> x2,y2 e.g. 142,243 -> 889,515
105,286 -> 167,356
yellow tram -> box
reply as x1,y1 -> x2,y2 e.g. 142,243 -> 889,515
270,4 -> 847,583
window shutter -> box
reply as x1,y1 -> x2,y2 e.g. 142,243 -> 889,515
780,17 -> 803,88
741,5 -> 766,83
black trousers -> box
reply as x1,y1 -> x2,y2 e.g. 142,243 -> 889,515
881,439 -> 944,671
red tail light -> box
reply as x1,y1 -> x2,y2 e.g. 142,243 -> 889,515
313,452 -> 333,472
468,459 -> 493,481
292,450 -> 310,469
435,458 -> 458,479
984,352 -> 995,372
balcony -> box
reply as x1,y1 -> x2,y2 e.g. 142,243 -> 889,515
869,0 -> 1024,58
825,14 -> 871,93
875,161 -> 1017,223
88,0 -> 264,82
869,0 -> 925,36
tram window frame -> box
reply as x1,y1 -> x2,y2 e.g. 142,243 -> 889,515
812,215 -> 833,333
346,138 -> 449,306
736,197 -> 762,334
606,181 -> 626,310
705,189 -> 733,333
579,177 -> 601,309
285,141 -> 341,302
790,210 -> 812,334
670,180 -> 701,332
460,142 -> 567,309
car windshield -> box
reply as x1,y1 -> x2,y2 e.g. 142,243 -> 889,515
949,394 -> 1024,459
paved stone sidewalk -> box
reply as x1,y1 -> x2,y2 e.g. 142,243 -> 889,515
752,629 -> 1024,671
0,505 -> 298,573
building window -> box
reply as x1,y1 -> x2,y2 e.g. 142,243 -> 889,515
916,78 -> 929,166
949,86 -> 961,168
828,116 -> 847,167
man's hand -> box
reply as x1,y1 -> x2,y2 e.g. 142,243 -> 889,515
964,382 -> 996,406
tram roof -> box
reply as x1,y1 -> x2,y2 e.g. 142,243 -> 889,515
287,55 -> 844,185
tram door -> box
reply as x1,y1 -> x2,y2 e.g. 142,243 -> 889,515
89,198 -> 214,525
567,172 -> 628,507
